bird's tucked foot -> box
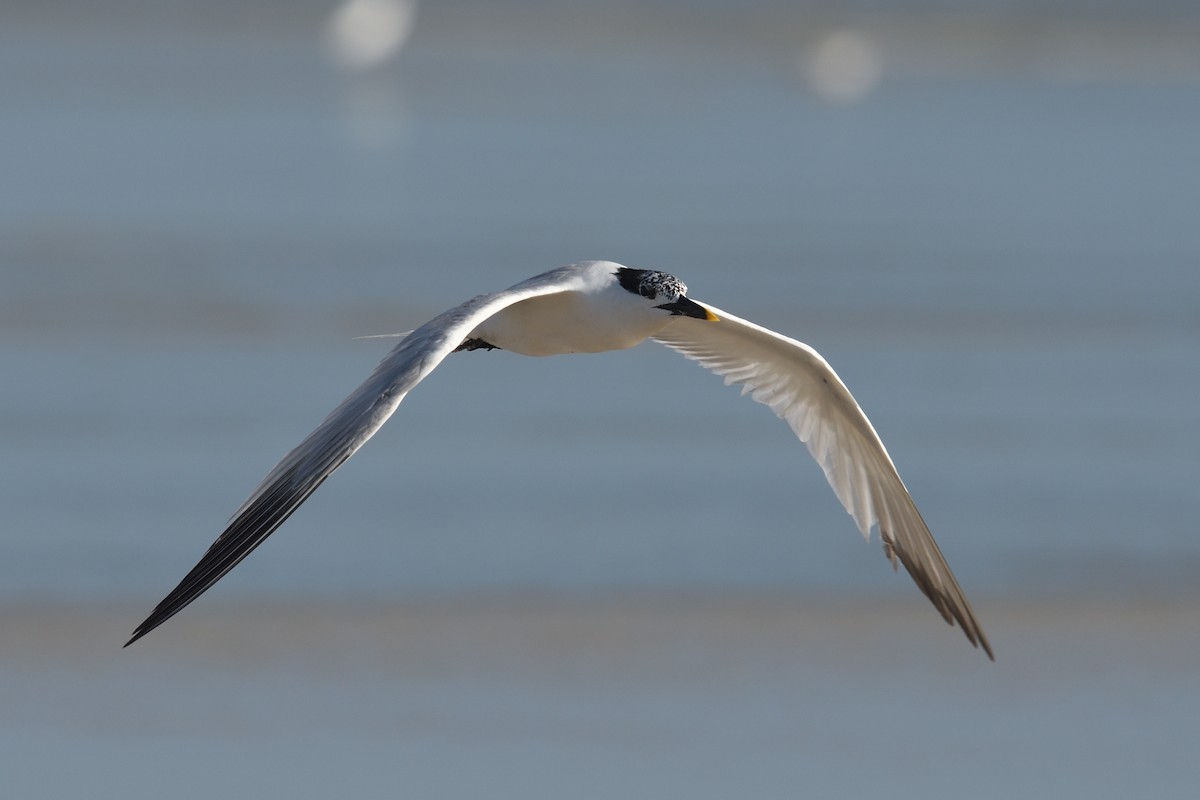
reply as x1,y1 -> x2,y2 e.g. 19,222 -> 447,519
455,337 -> 501,352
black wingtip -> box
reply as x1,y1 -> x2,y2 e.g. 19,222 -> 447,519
123,580 -> 191,648
123,625 -> 150,648
123,615 -> 162,648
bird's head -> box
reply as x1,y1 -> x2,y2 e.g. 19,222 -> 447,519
615,267 -> 720,321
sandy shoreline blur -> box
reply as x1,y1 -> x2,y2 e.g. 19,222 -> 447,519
8,591 -> 1196,668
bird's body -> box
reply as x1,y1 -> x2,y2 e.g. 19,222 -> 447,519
475,283 -> 648,355
128,261 -> 992,659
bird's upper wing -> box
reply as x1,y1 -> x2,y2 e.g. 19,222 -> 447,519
126,269 -> 579,646
653,302 -> 992,659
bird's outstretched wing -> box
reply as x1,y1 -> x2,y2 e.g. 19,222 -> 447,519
126,270 -> 579,646
653,303 -> 992,659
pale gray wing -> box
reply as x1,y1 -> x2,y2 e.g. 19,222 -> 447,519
127,270 -> 578,645
654,303 -> 992,659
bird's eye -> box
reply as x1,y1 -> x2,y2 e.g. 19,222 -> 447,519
640,272 -> 686,302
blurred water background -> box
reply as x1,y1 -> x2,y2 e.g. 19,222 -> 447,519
3,1 -> 1199,797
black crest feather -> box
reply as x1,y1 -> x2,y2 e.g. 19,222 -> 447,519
615,267 -> 687,301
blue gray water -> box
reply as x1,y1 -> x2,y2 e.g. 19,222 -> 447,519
3,2 -> 1199,797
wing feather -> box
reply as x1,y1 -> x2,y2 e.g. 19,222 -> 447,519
654,303 -> 993,659
126,270 -> 577,645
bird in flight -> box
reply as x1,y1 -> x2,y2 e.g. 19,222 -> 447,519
127,261 -> 992,658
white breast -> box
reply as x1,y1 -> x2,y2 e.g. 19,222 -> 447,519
470,289 -> 669,357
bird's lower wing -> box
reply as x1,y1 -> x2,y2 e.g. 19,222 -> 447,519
653,303 -> 992,659
126,272 -> 577,646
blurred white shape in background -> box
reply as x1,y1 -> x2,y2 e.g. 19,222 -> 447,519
803,29 -> 883,103
324,0 -> 418,72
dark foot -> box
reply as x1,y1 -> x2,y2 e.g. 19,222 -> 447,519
455,338 -> 501,352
